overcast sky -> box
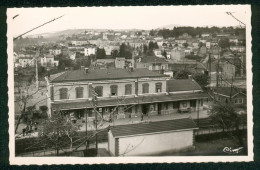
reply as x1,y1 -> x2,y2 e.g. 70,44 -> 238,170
8,5 -> 249,37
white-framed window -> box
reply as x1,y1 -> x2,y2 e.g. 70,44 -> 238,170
110,85 -> 118,96
125,84 -> 132,95
60,88 -> 68,100
76,87 -> 84,98
142,83 -> 149,94
155,82 -> 162,93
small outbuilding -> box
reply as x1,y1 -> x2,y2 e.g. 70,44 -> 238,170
108,118 -> 198,156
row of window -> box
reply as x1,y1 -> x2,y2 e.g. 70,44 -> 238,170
58,83 -> 163,100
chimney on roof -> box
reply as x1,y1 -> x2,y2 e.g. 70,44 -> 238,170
84,67 -> 89,74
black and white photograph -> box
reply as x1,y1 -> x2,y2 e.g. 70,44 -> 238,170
7,5 -> 253,164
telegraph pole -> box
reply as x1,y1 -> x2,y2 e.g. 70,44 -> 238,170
89,83 -> 98,155
208,52 -> 211,87
85,108 -> 88,150
230,76 -> 234,101
197,99 -> 200,127
216,47 -> 221,89
92,92 -> 98,155
35,51 -> 39,89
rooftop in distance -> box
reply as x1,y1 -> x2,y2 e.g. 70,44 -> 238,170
49,68 -> 169,82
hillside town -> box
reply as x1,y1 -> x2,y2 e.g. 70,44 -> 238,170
14,26 -> 247,157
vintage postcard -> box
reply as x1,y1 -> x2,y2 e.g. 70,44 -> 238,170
7,5 -> 253,164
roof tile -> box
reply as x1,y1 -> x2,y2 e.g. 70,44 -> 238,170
110,118 -> 198,138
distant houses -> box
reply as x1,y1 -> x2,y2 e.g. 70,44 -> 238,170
135,56 -> 168,71
212,87 -> 246,106
40,54 -> 59,67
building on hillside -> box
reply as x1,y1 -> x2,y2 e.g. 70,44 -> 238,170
69,51 -> 76,60
198,46 -> 207,56
206,41 -> 211,49
45,68 -> 207,120
40,54 -> 59,67
18,57 -> 36,68
199,39 -> 207,44
153,49 -> 163,58
104,45 -> 120,56
210,46 -> 220,59
230,46 -> 246,53
179,33 -> 192,39
192,42 -> 199,49
229,37 -> 239,44
135,56 -> 168,71
49,48 -> 62,55
212,87 -> 247,106
170,47 -> 185,61
84,45 -> 96,56
184,47 -> 193,55
115,57 -> 126,68
71,40 -> 89,46
108,118 -> 198,156
175,39 -> 187,46
221,61 -> 236,79
201,33 -> 210,38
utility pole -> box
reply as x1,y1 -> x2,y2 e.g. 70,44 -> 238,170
208,52 -> 211,88
89,83 -> 98,156
197,99 -> 200,127
216,47 -> 221,89
35,50 -> 39,90
85,108 -> 88,150
230,76 -> 234,101
92,93 -> 98,156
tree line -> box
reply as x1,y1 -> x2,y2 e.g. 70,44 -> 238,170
152,27 -> 245,39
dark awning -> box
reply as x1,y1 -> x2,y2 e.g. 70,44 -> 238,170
52,92 -> 208,111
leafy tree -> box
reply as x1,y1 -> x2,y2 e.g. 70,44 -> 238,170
182,43 -> 189,48
162,50 -> 167,59
38,111 -> 81,155
149,29 -> 156,36
148,41 -> 154,50
111,49 -> 119,58
136,31 -> 142,36
143,44 -> 148,54
218,38 -> 230,49
154,42 -> 159,49
58,58 -> 74,70
209,104 -> 244,145
96,48 -> 106,59
175,70 -> 191,79
119,43 -> 133,59
148,41 -> 159,50
193,73 -> 209,90
198,42 -> 204,48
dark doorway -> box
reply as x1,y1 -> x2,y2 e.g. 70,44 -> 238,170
142,104 -> 148,115
158,103 -> 162,115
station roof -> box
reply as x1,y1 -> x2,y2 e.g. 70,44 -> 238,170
52,92 -> 208,111
49,68 -> 168,83
167,79 -> 202,92
110,118 -> 198,138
